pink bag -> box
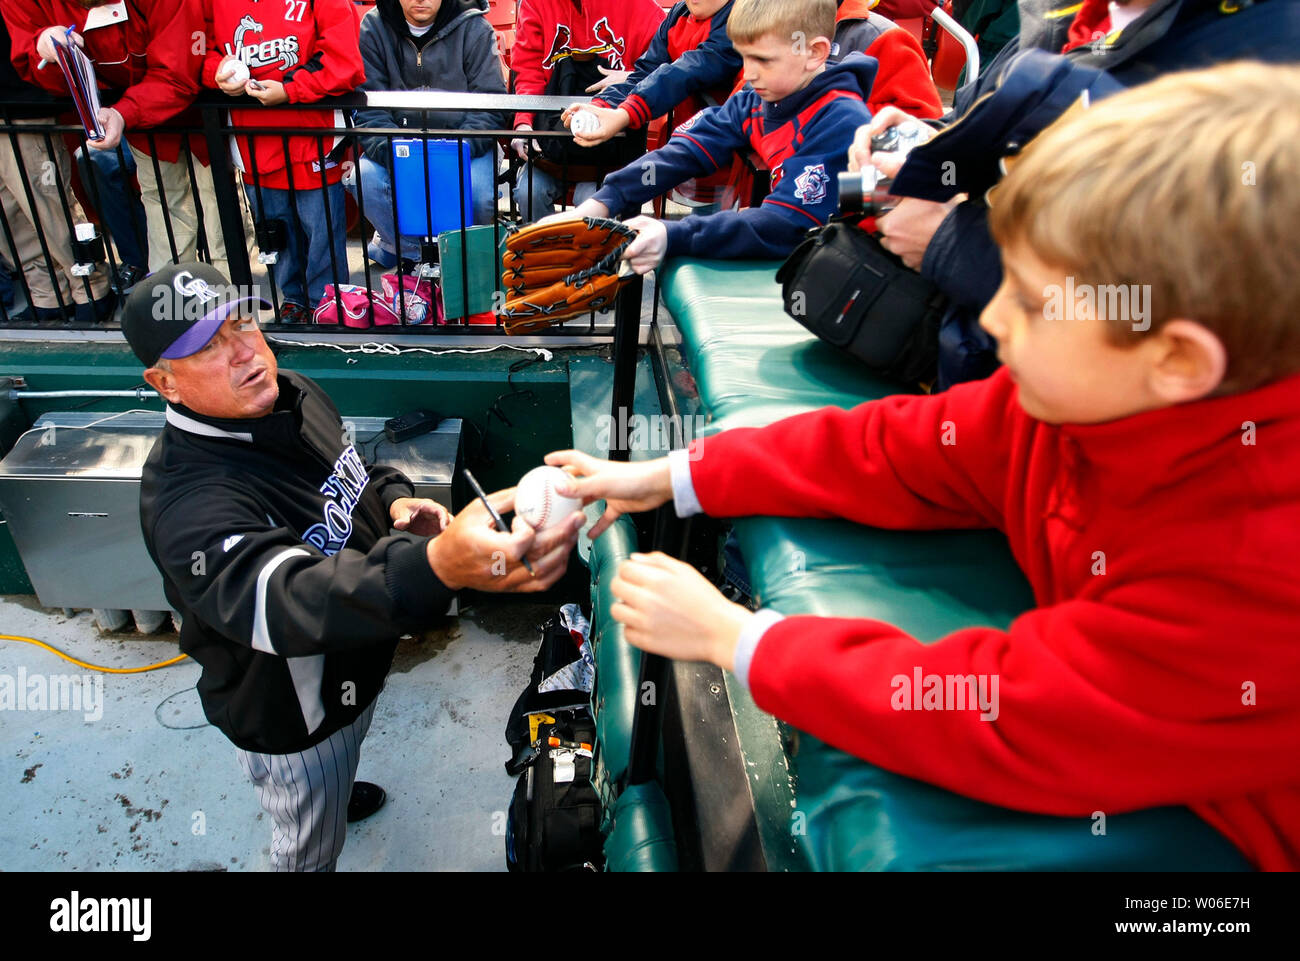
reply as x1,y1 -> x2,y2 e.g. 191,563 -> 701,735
313,285 -> 400,328
381,272 -> 443,325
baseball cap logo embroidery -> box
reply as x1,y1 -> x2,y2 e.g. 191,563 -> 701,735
173,271 -> 222,306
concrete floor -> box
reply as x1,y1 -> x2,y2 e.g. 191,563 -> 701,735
0,593 -> 557,871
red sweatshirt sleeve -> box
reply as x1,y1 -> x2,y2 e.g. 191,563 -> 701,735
747,567 -> 1300,819
106,0 -> 203,130
689,373 -> 1019,531
511,0 -> 546,129
2,0 -> 67,93
199,3 -> 223,89
284,0 -> 365,104
864,27 -> 944,120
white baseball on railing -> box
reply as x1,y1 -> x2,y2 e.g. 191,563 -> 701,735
514,466 -> 582,531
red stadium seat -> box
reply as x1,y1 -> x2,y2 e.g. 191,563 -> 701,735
486,0 -> 516,29
894,17 -> 926,43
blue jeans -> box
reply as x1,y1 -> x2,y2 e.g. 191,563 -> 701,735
77,144 -> 148,270
0,260 -> 14,312
244,180 -> 347,308
351,150 -> 497,259
512,162 -> 597,223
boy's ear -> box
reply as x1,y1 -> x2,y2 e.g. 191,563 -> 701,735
1147,319 -> 1228,404
143,365 -> 182,405
808,35 -> 833,69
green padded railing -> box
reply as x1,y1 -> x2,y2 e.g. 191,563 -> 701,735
658,259 -> 910,432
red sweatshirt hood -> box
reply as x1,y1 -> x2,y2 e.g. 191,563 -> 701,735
1064,0 -> 1117,51
838,0 -> 882,22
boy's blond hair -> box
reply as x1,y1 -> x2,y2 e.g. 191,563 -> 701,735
988,61 -> 1300,393
728,0 -> 837,47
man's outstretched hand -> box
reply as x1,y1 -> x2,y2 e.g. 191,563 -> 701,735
390,497 -> 451,537
427,487 -> 583,592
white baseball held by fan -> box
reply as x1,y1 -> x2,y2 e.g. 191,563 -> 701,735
515,466 -> 582,531
570,109 -> 600,136
217,58 -> 250,85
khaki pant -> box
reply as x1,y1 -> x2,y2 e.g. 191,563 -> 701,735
0,119 -> 109,310
128,142 -> 231,276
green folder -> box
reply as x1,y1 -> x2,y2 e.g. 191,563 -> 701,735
437,224 -> 506,321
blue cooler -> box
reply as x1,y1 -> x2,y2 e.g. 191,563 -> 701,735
392,138 -> 474,238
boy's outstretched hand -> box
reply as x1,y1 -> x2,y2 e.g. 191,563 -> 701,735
610,552 -> 753,673
562,103 -> 630,147
544,450 -> 673,539
622,216 -> 668,274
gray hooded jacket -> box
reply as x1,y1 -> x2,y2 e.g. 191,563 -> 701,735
354,0 -> 507,162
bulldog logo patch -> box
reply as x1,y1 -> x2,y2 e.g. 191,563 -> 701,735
794,164 -> 830,206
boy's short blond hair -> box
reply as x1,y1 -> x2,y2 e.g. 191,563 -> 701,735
989,61 -> 1300,393
728,0 -> 837,47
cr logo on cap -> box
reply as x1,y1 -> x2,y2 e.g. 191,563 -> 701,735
174,271 -> 222,305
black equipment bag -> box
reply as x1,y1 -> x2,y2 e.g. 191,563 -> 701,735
537,57 -> 648,172
504,611 -> 592,765
505,709 -> 603,872
504,609 -> 603,872
776,217 -> 949,386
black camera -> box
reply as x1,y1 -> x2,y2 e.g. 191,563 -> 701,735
837,120 -> 928,217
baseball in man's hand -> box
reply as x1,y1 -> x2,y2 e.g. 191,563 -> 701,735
514,466 -> 582,531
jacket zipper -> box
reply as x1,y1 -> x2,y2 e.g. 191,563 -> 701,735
407,37 -> 421,68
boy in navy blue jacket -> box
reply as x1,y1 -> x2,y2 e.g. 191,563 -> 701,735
566,0 -> 742,149
563,0 -> 873,268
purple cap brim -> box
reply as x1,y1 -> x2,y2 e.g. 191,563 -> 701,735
160,296 -> 273,360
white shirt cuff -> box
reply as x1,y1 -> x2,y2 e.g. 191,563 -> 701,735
731,608 -> 785,691
668,448 -> 703,518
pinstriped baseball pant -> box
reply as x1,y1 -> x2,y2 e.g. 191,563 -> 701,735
235,700 -> 377,872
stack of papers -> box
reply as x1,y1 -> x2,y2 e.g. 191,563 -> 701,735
53,30 -> 104,141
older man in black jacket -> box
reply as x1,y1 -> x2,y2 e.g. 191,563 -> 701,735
125,263 -> 582,870
350,0 -> 507,266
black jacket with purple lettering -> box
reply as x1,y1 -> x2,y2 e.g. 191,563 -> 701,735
139,370 -> 453,754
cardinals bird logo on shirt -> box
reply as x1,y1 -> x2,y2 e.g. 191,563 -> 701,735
794,164 -> 830,206
542,17 -> 626,70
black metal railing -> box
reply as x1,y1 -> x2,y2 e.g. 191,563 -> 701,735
0,89 -> 672,336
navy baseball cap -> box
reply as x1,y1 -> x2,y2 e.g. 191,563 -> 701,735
121,263 -> 271,368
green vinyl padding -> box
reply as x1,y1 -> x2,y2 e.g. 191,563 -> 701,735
603,782 -> 679,872
658,259 -> 909,431
588,512 -> 640,790
658,258 -> 1251,871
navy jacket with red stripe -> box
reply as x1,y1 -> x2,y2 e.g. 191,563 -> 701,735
591,0 -> 740,129
592,54 -> 875,261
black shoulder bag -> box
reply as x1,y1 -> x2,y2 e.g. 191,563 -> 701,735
776,216 -> 949,386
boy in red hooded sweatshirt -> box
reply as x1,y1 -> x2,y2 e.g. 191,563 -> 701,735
203,0 -> 364,322
547,62 -> 1300,871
